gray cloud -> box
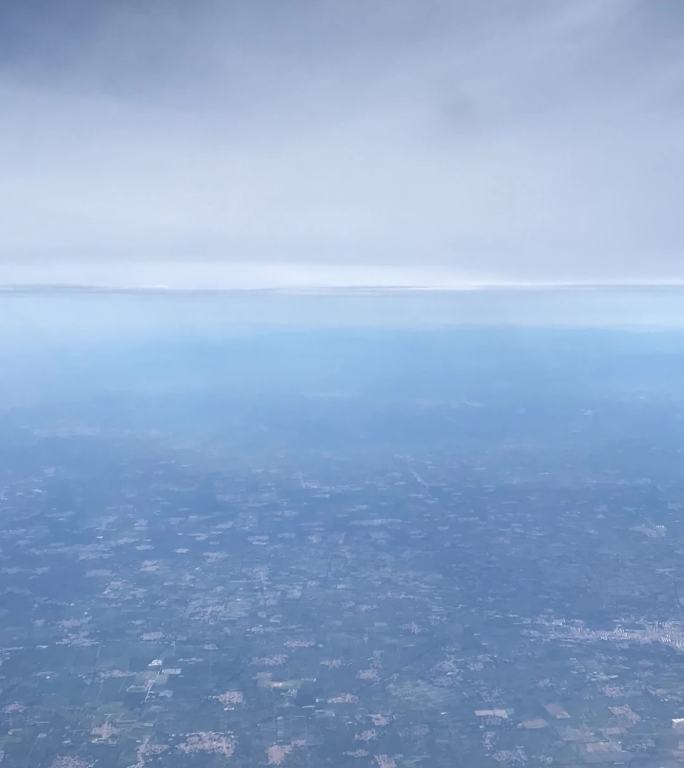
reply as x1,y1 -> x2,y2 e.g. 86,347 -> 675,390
1,0 -> 683,287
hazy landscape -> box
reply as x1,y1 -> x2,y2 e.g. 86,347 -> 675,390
3,289 -> 684,767
3,1 -> 684,765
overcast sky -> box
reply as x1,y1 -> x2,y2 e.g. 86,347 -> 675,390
1,0 -> 683,288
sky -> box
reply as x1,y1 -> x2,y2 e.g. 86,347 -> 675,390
1,0 -> 683,289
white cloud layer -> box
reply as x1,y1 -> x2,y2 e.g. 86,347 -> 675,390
1,0 -> 683,287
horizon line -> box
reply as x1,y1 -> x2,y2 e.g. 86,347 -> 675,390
3,280 -> 684,295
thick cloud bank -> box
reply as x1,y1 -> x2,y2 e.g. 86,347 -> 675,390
1,1 -> 682,287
